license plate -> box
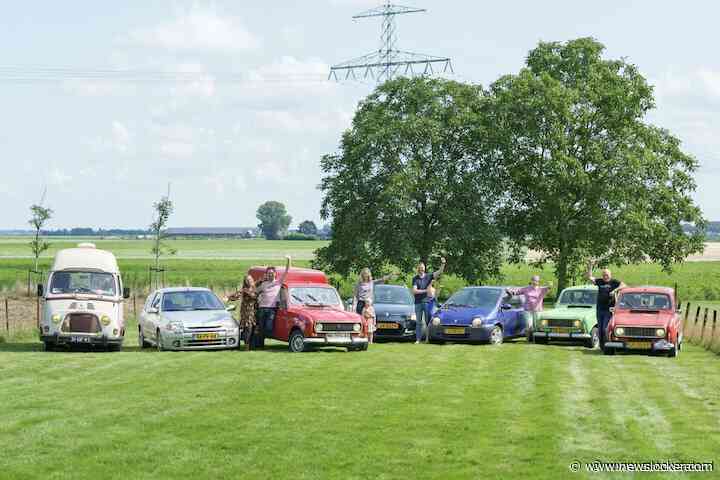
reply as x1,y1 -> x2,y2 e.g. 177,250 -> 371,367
627,341 -> 652,349
70,336 -> 91,343
377,322 -> 399,329
326,334 -> 351,343
194,333 -> 219,341
550,327 -> 573,333
444,327 -> 465,335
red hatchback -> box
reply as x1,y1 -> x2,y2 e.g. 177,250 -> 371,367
249,267 -> 368,352
604,286 -> 682,357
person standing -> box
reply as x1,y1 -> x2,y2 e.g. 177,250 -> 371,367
586,263 -> 625,349
411,257 -> 446,344
362,298 -> 377,344
228,275 -> 258,350
506,275 -> 551,342
255,255 -> 291,348
352,268 -> 394,315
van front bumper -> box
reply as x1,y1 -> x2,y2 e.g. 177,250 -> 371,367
604,339 -> 675,352
533,331 -> 591,340
304,335 -> 368,347
428,325 -> 492,342
41,333 -> 123,346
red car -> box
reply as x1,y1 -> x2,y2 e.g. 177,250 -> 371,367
604,286 -> 682,357
248,266 -> 368,352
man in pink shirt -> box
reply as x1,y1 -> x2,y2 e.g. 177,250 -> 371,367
507,275 -> 551,342
255,255 -> 291,347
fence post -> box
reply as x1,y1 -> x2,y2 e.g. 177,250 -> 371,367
705,311 -> 717,350
682,302 -> 691,332
698,308 -> 709,344
4,298 -> 8,333
133,295 -> 137,317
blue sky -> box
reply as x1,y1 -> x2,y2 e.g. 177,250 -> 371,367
1,0 -> 719,229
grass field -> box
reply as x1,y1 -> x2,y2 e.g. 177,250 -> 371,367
0,321 -> 718,479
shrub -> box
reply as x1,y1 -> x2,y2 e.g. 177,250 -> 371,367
283,233 -> 317,241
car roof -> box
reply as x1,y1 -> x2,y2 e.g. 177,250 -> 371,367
153,287 -> 213,294
562,284 -> 598,291
249,266 -> 328,285
619,286 -> 674,295
51,244 -> 119,274
374,284 -> 410,290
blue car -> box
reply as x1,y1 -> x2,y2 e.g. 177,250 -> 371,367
428,286 -> 527,344
372,284 -> 418,341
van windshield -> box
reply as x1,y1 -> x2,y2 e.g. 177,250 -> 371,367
50,271 -> 116,296
289,287 -> 341,306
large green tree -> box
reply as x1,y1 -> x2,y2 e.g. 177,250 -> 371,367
317,77 -> 504,282
257,201 -> 292,240
486,37 -> 706,290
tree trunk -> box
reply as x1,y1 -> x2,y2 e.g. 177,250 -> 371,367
556,253 -> 569,293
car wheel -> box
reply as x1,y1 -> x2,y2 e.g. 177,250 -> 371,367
602,346 -> 615,356
489,326 -> 503,345
156,330 -> 164,352
138,327 -> 150,349
289,330 -> 305,353
586,326 -> 600,349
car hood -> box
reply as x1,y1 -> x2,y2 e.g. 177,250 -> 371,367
162,310 -> 235,326
374,303 -> 414,317
540,305 -> 596,320
290,306 -> 361,323
437,305 -> 497,325
612,310 -> 674,327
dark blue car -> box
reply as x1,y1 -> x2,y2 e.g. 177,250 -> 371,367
428,286 -> 527,344
372,285 -> 419,341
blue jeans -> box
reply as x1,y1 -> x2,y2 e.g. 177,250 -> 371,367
597,309 -> 612,347
415,302 -> 428,341
257,307 -> 276,337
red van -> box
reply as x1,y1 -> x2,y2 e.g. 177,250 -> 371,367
248,267 -> 368,352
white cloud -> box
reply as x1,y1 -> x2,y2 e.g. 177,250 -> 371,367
112,121 -> 131,152
160,142 -> 195,159
125,6 -> 259,52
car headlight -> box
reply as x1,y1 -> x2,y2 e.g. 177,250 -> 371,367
472,317 -> 483,328
51,314 -> 62,324
573,320 -> 581,328
100,315 -> 111,326
615,327 -> 625,336
409,313 -> 416,321
655,328 -> 665,337
353,323 -> 361,332
432,317 -> 440,326
316,323 -> 324,332
165,322 -> 183,332
541,319 -> 548,327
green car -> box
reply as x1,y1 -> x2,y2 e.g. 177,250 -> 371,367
533,285 -> 599,348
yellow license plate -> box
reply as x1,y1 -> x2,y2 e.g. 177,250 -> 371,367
194,333 -> 219,341
444,327 -> 466,335
627,341 -> 652,350
550,327 -> 573,333
377,322 -> 399,329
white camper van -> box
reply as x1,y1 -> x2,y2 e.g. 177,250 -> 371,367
38,243 -> 129,351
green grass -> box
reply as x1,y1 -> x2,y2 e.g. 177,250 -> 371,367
0,322 -> 718,479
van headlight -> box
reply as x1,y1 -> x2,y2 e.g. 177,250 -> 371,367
614,327 -> 625,336
573,320 -> 581,328
541,319 -> 548,327
353,323 -> 361,332
316,323 -> 324,332
432,317 -> 441,326
100,315 -> 111,326
472,317 -> 483,328
51,314 -> 62,324
409,313 -> 416,321
655,328 -> 665,337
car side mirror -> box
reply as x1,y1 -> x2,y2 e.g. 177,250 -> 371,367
147,307 -> 159,314
123,287 -> 130,299
226,304 -> 237,312
501,303 -> 512,310
37,284 -> 44,297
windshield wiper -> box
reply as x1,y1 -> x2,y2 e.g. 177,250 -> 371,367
292,294 -> 306,303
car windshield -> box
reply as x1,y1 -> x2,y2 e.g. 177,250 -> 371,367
558,289 -> 597,305
162,291 -> 225,312
50,271 -> 116,296
618,293 -> 671,311
289,287 -> 341,306
445,288 -> 502,309
373,285 -> 413,305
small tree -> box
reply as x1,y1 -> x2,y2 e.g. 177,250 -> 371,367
298,220 -> 318,236
257,201 -> 292,240
28,204 -> 53,273
149,196 -> 176,272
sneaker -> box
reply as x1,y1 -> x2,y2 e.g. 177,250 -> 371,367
414,341 -> 420,344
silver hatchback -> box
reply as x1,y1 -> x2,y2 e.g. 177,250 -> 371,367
138,287 -> 240,350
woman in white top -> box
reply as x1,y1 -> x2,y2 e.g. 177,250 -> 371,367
352,268 -> 394,315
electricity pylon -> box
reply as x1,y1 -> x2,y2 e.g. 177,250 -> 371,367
329,1 -> 453,82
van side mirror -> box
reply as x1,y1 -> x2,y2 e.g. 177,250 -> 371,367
123,287 -> 130,299
147,307 -> 159,314
37,284 -> 44,297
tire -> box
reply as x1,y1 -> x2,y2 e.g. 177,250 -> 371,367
138,327 -> 151,349
534,336 -> 548,345
156,330 -> 164,352
602,346 -> 615,356
489,325 -> 503,345
288,330 -> 306,353
585,326 -> 600,349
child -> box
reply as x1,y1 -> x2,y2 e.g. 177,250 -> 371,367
362,297 -> 377,344
425,280 -> 439,343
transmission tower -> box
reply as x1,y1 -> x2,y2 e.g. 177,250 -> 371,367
329,1 -> 453,82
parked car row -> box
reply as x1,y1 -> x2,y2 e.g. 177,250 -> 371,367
37,244 -> 683,357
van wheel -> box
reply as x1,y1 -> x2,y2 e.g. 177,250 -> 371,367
156,330 -> 164,351
586,327 -> 600,349
138,327 -> 151,349
289,330 -> 305,353
489,326 -> 503,345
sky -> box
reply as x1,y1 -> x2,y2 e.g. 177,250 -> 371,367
1,0 -> 719,229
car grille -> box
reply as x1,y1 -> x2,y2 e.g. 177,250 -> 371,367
321,323 -> 355,332
618,326 -> 662,338
185,338 -> 229,347
186,326 -> 222,330
547,318 -> 576,328
61,313 -> 101,333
